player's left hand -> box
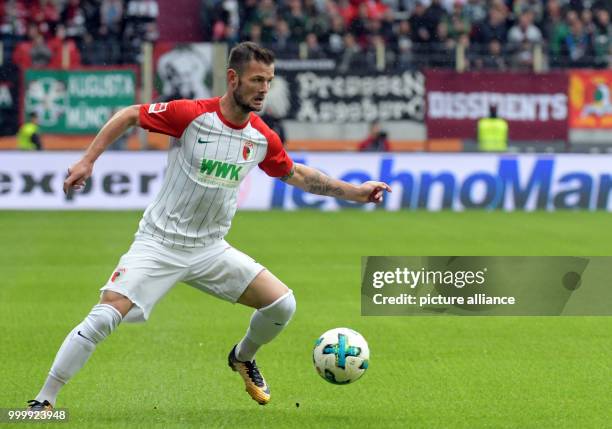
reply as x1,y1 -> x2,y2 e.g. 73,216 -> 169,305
63,159 -> 94,194
358,181 -> 392,204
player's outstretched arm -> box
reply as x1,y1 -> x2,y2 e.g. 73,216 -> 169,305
281,163 -> 391,204
63,105 -> 141,194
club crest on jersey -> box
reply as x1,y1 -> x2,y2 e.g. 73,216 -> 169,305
242,141 -> 255,161
148,103 -> 168,114
111,268 -> 126,283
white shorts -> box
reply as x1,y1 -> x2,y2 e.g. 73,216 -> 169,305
100,236 -> 265,322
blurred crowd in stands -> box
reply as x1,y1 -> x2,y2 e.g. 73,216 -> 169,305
1,0 -> 159,67
203,0 -> 612,70
1,0 -> 610,71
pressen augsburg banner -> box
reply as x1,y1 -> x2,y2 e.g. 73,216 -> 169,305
267,68 -> 425,124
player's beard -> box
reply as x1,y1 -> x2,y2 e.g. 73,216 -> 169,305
233,79 -> 260,114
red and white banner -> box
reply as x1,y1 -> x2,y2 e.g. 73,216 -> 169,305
425,70 -> 568,141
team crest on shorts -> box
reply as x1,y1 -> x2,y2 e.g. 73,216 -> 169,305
111,268 -> 126,282
241,141 -> 255,162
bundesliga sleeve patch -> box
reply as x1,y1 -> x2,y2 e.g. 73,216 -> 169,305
148,103 -> 168,114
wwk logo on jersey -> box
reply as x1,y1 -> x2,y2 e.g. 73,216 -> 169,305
199,158 -> 243,182
148,103 -> 168,114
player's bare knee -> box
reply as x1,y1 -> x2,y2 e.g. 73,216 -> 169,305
240,270 -> 291,309
100,290 -> 133,317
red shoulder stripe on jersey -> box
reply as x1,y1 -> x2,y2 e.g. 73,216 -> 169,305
139,98 -> 218,138
251,114 -> 294,178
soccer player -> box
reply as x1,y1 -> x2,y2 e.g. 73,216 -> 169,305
28,42 -> 391,410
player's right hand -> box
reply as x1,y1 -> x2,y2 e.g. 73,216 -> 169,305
63,159 -> 93,194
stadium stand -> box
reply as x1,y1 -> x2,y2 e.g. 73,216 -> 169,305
1,0 -> 159,66
203,0 -> 611,70
0,0 -> 609,70
0,0 -> 611,152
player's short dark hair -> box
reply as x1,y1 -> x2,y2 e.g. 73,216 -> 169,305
228,42 -> 275,75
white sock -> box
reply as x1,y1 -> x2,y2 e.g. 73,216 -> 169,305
36,304 -> 122,405
236,291 -> 296,362
34,373 -> 64,406
235,337 -> 260,363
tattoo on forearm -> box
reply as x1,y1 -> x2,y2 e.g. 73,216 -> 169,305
280,166 -> 295,181
304,171 -> 345,197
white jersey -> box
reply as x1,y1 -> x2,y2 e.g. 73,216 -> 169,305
135,97 -> 293,248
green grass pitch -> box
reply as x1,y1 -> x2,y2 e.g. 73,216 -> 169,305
1,210 -> 611,428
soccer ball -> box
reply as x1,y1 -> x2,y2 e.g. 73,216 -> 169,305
313,327 -> 369,385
